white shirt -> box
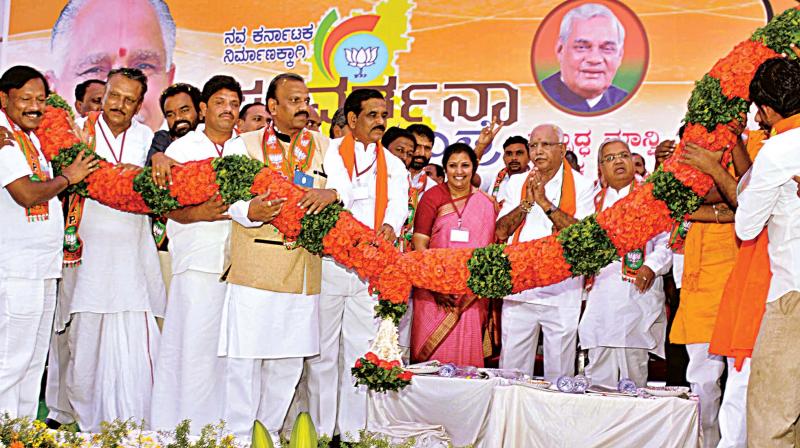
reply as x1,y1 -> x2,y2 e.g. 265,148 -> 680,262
579,184 -> 671,354
165,130 -> 247,276
324,137 -> 409,234
735,127 -> 800,302
0,113 -> 64,279
64,115 -> 166,315
497,163 -> 597,306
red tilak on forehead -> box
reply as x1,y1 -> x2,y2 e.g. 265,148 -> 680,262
118,47 -> 127,57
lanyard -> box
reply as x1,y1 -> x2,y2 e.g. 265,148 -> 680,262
447,189 -> 473,228
98,122 -> 126,164
353,145 -> 377,178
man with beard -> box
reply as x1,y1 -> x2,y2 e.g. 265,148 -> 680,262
495,124 -> 596,381
491,135 -> 531,202
579,139 -> 670,387
60,68 -> 166,432
308,89 -> 408,441
47,0 -> 176,131
0,65 -> 97,418
218,73 -> 335,442
406,124 -> 436,195
73,79 -> 105,117
237,102 -> 270,133
150,75 -> 248,433
146,83 -> 201,167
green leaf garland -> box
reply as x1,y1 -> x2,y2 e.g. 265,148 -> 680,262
684,75 -> 749,131
132,168 -> 181,215
211,155 -> 263,204
751,8 -> 800,57
648,169 -> 705,221
466,244 -> 512,299
374,300 -> 408,325
51,142 -> 96,196
297,202 -> 346,255
557,215 -> 618,277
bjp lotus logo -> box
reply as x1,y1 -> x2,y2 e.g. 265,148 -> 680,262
344,47 -> 379,78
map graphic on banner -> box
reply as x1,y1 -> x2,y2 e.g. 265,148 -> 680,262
1,0 -> 794,184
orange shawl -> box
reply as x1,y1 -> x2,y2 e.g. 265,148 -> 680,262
709,129 -> 774,370
512,160 -> 576,243
338,133 -> 388,229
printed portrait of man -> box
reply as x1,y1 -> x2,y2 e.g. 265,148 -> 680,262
540,3 -> 627,114
46,0 -> 176,131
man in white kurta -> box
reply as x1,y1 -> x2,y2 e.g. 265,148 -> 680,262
216,73 -> 335,441
495,124 -> 596,381
61,69 -> 166,432
150,76 -> 249,432
579,140 -> 671,387
307,89 -> 408,440
0,67 -> 97,417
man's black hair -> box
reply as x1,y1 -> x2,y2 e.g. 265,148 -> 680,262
406,123 -> 435,144
159,82 -> 201,115
201,75 -> 243,104
74,79 -> 105,102
750,57 -> 800,118
107,67 -> 148,99
266,73 -> 305,102
343,88 -> 384,120
0,65 -> 51,96
381,126 -> 416,148
502,135 -> 529,150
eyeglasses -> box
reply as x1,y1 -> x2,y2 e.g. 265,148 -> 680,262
529,141 -> 563,150
600,152 -> 632,164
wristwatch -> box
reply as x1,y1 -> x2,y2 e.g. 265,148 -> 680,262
545,203 -> 558,216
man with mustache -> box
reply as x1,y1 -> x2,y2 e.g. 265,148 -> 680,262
237,102 -> 270,133
73,79 -> 105,118
406,124 -> 436,195
541,3 -> 627,114
217,73 -> 336,442
308,89 -> 408,441
146,83 -> 202,167
495,124 -> 596,381
60,67 -> 166,432
491,135 -> 531,202
150,75 -> 248,433
0,65 -> 97,419
579,139 -> 671,388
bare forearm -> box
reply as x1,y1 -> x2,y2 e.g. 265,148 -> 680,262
165,205 -> 200,224
707,164 -> 739,210
689,204 -> 734,223
547,208 -> 578,231
495,207 -> 527,241
731,142 -> 752,178
6,175 -> 69,208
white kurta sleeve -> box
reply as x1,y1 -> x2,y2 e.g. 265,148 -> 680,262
383,151 -> 410,235
0,144 -> 32,187
322,138 -> 355,208
735,149 -> 786,241
497,176 -> 521,220
574,173 -> 598,220
643,232 -> 673,277
229,200 -> 262,228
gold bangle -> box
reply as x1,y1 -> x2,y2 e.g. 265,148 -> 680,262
713,204 -> 720,224
520,200 -> 533,213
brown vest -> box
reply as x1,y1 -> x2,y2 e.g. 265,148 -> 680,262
223,127 -> 329,294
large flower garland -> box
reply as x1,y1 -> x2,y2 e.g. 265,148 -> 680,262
35,6 -> 798,392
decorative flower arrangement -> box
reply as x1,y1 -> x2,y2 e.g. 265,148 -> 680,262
35,6 -> 800,393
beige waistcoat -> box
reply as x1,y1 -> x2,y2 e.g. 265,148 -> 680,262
223,127 -> 329,294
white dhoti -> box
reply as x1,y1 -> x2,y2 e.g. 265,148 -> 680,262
585,347 -> 649,387
499,300 -> 580,381
685,342 -> 725,448
66,311 -> 160,433
305,259 -> 380,441
718,357 -> 750,448
218,283 -> 318,438
150,270 -> 227,432
0,277 -> 56,418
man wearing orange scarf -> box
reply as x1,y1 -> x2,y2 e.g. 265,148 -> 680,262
306,89 -> 409,441
736,57 -> 800,448
495,124 -> 597,381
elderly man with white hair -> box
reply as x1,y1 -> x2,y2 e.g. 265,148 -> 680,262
579,139 -> 671,387
495,124 -> 597,381
541,3 -> 628,114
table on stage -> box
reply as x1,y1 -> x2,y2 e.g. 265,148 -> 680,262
367,375 -> 700,447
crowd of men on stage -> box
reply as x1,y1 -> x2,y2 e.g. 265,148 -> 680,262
2,56 -> 800,448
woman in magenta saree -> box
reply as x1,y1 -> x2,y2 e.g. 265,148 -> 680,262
410,143 -> 497,367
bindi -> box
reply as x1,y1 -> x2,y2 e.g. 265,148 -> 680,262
118,47 -> 127,58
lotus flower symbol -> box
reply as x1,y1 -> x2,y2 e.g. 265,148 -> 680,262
344,47 -> 379,78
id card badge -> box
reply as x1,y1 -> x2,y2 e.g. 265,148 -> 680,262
293,170 -> 314,188
352,186 -> 369,200
450,228 -> 470,243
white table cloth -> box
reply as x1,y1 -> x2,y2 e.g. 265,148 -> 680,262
367,377 -> 701,448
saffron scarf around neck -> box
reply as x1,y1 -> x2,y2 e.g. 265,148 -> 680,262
63,111 -> 100,267
3,110 -> 50,221
338,132 -> 388,230
512,160 -> 576,244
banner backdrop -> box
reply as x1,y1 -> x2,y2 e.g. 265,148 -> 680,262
2,0 -> 795,184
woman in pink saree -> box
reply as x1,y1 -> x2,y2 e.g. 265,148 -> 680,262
410,143 -> 497,367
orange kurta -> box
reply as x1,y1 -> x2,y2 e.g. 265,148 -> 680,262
670,222 -> 739,344
670,131 -> 765,345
